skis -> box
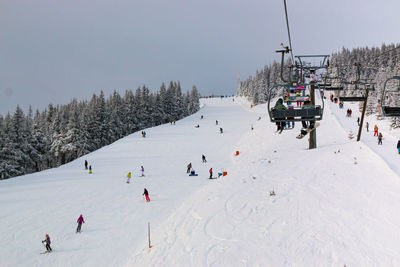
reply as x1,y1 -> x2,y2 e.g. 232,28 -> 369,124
40,251 -> 51,254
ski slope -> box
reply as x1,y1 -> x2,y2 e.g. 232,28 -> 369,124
2,97 -> 400,267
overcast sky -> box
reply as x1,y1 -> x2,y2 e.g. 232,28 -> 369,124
1,0 -> 399,115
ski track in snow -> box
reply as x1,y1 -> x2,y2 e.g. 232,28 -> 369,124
2,97 -> 400,266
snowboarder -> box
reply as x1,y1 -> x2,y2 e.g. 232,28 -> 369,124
397,140 -> 400,154
357,117 -> 360,126
89,165 -> 92,174
209,168 -> 213,179
202,155 -> 207,163
140,166 -> 145,177
216,120 -> 218,125
378,133 -> 383,145
126,172 -> 132,183
220,128 -> 223,133
189,169 -> 198,176
374,125 -> 379,136
143,188 -> 150,202
366,122 -> 369,132
187,163 -> 192,173
42,234 -> 52,252
76,214 -> 85,233
84,160 -> 88,170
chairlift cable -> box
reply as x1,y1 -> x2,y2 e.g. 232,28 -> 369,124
283,0 -> 295,64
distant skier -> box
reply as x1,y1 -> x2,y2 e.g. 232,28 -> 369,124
220,128 -> 223,134
89,165 -> 92,174
126,172 -> 132,183
195,124 -> 200,128
374,125 -> 379,136
202,155 -> 207,163
378,133 -> 383,145
366,122 -> 369,132
143,188 -> 150,202
42,234 -> 52,252
397,140 -> 400,154
187,163 -> 192,173
84,160 -> 88,170
140,166 -> 145,177
76,214 -> 85,233
209,168 -> 213,179
357,117 -> 360,126
216,120 -> 218,125
201,115 -> 203,119
349,109 -> 352,116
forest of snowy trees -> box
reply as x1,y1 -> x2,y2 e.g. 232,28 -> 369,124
238,43 -> 400,126
0,82 -> 200,179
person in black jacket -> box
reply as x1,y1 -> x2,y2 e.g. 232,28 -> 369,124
84,160 -> 88,170
202,155 -> 207,163
397,140 -> 400,154
143,188 -> 150,202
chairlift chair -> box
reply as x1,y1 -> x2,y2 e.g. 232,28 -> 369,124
267,85 -> 324,122
381,76 -> 400,117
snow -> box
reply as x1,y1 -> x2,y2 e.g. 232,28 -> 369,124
2,97 -> 400,266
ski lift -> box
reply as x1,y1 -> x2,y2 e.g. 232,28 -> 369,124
339,96 -> 366,102
267,85 -> 324,122
381,76 -> 400,117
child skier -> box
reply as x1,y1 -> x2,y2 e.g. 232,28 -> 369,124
209,168 -> 213,179
42,234 -> 52,252
89,165 -> 92,174
76,214 -> 85,233
140,166 -> 145,177
143,188 -> 150,202
126,172 -> 132,183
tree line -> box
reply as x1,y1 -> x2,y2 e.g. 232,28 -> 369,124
0,81 -> 200,179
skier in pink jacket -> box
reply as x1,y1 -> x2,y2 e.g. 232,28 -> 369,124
76,214 -> 85,233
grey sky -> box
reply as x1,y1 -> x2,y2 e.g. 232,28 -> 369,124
1,0 -> 399,115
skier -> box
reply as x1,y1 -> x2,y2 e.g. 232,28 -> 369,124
273,98 -> 287,133
195,124 -> 200,128
378,133 -> 383,145
187,163 -> 192,173
349,109 -> 352,116
397,140 -> 400,154
216,120 -> 218,125
366,122 -> 369,132
89,165 -> 92,174
220,128 -> 223,134
143,188 -> 150,202
202,155 -> 207,163
374,125 -> 379,136
42,234 -> 52,252
126,172 -> 132,183
84,160 -> 88,170
201,115 -> 203,119
209,168 -> 213,179
140,166 -> 145,177
76,214 -> 85,233
357,117 -> 360,126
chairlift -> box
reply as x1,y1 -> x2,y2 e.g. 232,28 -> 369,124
381,76 -> 400,117
267,85 -> 324,122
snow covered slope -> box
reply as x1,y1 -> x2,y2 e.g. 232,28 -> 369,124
2,97 -> 400,267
